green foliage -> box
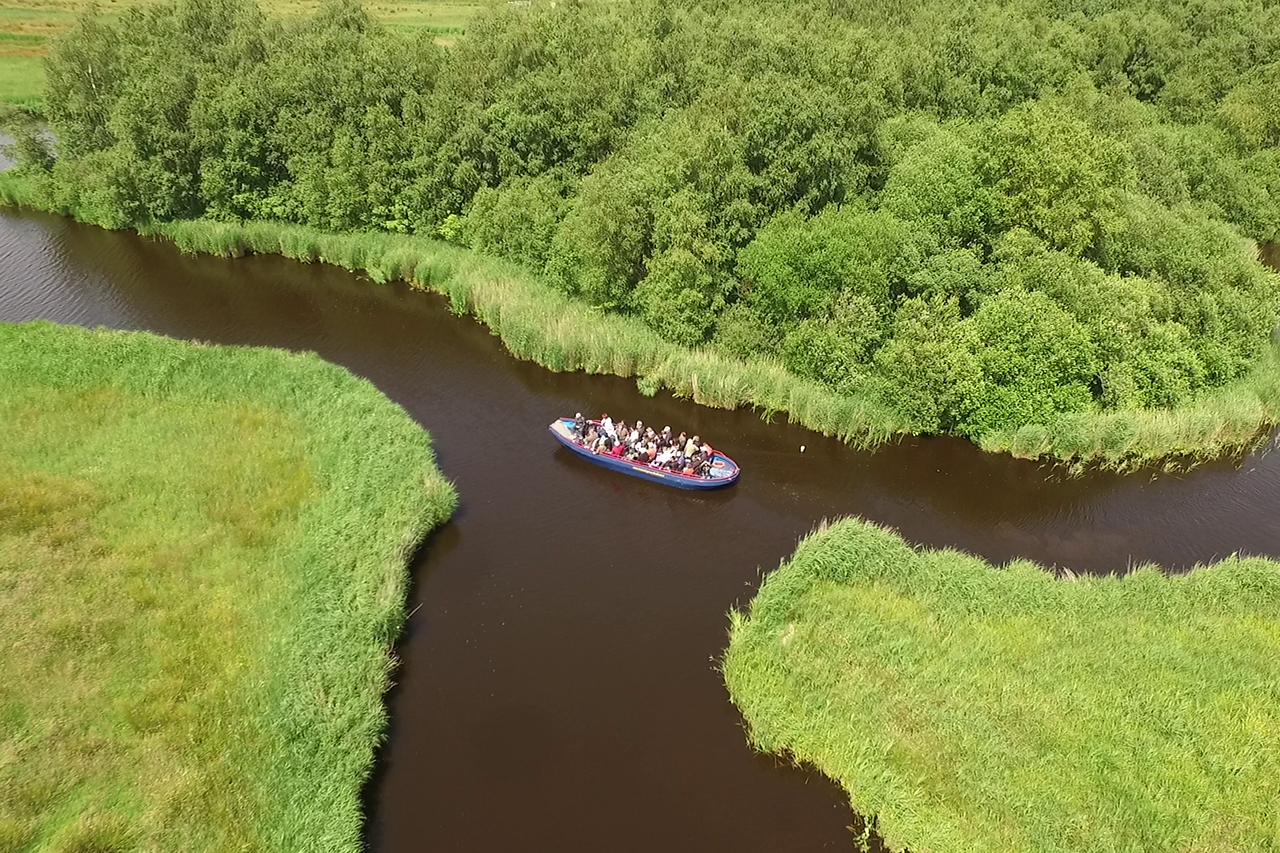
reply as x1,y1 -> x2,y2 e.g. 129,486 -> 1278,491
737,205 -> 912,324
881,123 -> 994,249
725,516 -> 1280,853
959,288 -> 1099,435
982,102 -> 1130,257
10,0 -> 1280,460
0,320 -> 456,852
781,291 -> 886,394
461,174 -> 571,268
874,296 -> 980,432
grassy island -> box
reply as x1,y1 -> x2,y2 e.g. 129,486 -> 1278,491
4,0 -> 1280,467
723,518 -> 1280,853
0,321 -> 456,852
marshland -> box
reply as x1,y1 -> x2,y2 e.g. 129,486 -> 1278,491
2,0 -> 1280,849
724,517 -> 1280,853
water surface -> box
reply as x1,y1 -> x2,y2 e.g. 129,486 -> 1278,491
4,210 -> 1280,851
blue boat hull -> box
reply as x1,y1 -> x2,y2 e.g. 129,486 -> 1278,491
549,418 -> 740,490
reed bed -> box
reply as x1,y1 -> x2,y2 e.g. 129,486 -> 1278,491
2,171 -> 1278,466
0,320 -> 456,852
723,517 -> 1280,853
983,345 -> 1280,470
150,217 -> 913,448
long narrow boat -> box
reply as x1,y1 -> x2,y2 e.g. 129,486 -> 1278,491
549,418 -> 740,490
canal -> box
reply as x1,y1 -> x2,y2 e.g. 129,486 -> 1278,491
3,210 -> 1280,850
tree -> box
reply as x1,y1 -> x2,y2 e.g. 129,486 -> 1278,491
982,103 -> 1130,258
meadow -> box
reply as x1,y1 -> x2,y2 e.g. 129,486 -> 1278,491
0,0 -> 482,103
722,517 -> 1280,853
0,320 -> 456,852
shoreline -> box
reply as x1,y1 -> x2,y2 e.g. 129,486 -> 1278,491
3,177 -> 1279,468
723,516 -> 1280,853
0,320 -> 457,851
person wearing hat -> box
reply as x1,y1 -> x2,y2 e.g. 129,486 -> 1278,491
572,412 -> 586,441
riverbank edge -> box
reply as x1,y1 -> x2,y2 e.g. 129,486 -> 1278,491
0,320 -> 458,851
721,516 -> 1280,853
4,174 -> 1279,469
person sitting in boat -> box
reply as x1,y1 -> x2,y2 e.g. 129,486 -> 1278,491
594,432 -> 614,454
684,434 -> 700,459
697,444 -> 715,476
572,412 -> 586,440
600,413 -> 616,440
654,445 -> 677,468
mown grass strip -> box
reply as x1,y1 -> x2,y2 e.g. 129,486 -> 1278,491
2,168 -> 1278,466
0,320 -> 456,852
723,517 -> 1280,853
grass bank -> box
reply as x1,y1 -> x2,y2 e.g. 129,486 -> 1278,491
0,320 -> 456,852
723,517 -> 1280,853
3,171 -> 1279,467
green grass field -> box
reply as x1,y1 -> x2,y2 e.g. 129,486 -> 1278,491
723,518 -> 1280,853
0,320 -> 456,852
0,0 -> 484,103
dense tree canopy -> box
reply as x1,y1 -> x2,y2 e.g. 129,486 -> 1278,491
16,0 -> 1280,438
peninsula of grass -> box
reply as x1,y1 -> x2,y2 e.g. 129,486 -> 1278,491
0,320 -> 456,852
723,518 -> 1280,853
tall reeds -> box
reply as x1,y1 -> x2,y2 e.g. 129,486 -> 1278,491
150,217 -> 914,448
724,517 -> 1280,853
982,346 -> 1280,469
0,320 -> 456,852
151,217 -> 1280,467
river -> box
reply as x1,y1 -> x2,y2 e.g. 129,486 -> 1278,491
3,210 -> 1280,851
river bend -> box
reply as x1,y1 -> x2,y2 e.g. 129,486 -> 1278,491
4,210 -> 1280,851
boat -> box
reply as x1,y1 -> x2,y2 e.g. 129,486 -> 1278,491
548,417 -> 740,489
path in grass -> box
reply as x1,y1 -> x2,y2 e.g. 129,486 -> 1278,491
0,0 -> 481,104
723,517 -> 1280,853
0,320 -> 456,852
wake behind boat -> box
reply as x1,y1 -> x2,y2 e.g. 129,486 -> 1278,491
549,417 -> 740,489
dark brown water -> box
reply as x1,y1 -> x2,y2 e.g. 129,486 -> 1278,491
4,209 -> 1280,851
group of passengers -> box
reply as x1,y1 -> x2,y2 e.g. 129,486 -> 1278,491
570,413 -> 717,477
